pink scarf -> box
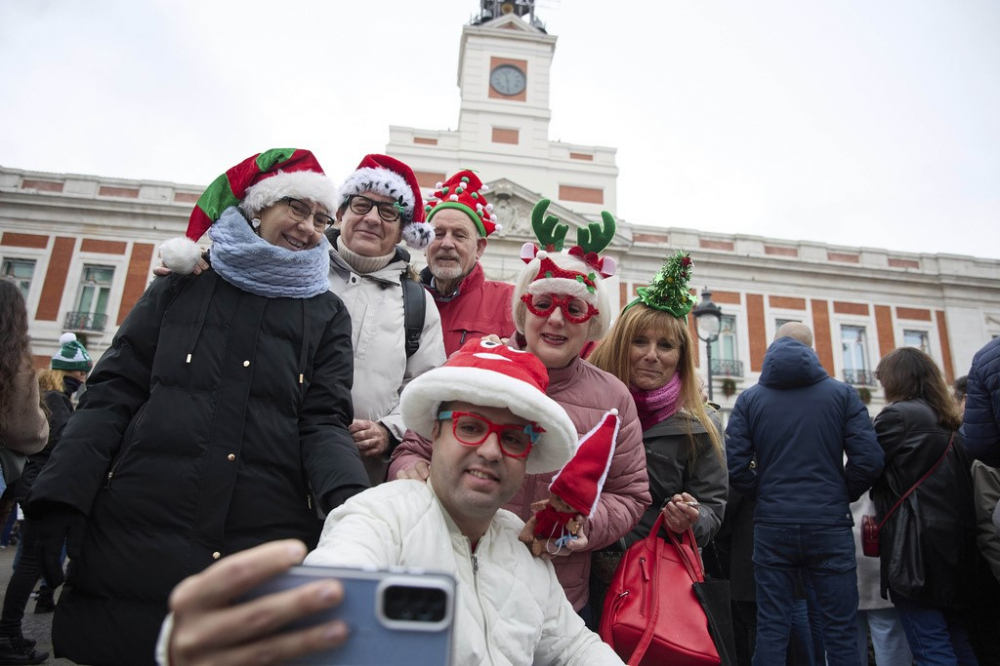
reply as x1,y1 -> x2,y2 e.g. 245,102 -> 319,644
629,374 -> 683,431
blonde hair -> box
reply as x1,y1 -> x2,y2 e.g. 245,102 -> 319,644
511,253 -> 611,341
589,303 -> 723,461
37,368 -> 70,394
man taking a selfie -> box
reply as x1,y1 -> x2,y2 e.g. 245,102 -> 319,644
158,339 -> 623,665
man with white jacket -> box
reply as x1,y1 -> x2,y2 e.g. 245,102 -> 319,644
159,339 -> 624,666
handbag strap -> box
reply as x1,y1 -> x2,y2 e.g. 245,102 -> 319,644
876,432 -> 954,532
628,517 -> 705,665
628,513 -> 666,666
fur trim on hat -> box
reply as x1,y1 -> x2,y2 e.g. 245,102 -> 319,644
240,170 -> 339,218
402,221 -> 434,250
525,274 -> 599,305
400,365 -> 576,475
159,237 -> 203,275
338,167 -> 416,220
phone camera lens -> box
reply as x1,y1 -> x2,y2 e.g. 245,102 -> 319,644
383,585 -> 447,623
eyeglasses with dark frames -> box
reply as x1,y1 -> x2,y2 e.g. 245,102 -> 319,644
347,194 -> 405,223
437,410 -> 544,459
282,197 -> 335,230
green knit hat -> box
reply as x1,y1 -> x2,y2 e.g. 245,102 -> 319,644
51,333 -> 93,371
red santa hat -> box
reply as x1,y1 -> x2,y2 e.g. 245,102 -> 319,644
400,338 -> 577,474
548,409 -> 619,517
160,148 -> 337,274
337,154 -> 433,250
425,170 -> 499,237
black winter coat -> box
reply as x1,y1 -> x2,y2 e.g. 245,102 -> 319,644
29,269 -> 369,665
14,389 -> 72,506
872,399 -> 977,608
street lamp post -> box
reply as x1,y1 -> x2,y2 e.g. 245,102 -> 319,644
692,288 -> 723,402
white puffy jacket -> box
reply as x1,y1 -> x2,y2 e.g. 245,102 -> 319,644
328,243 -> 445,483
306,481 -> 624,666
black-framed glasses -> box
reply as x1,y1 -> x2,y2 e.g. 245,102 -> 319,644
347,194 -> 404,223
437,410 -> 543,459
282,197 -> 334,230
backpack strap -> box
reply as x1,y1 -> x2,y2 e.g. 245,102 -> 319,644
401,271 -> 425,359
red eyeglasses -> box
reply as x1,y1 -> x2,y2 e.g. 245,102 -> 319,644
437,411 -> 544,459
520,293 -> 599,324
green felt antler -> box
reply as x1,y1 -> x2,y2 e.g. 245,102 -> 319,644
576,210 -> 616,255
531,199 -> 569,251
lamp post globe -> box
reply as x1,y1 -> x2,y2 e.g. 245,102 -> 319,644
692,288 -> 723,402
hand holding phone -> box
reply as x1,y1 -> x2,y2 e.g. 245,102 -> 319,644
240,565 -> 456,666
167,540 -> 348,666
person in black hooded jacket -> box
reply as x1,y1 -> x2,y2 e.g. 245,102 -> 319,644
872,347 -> 979,664
26,149 -> 369,666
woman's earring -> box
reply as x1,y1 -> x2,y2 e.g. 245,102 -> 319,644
251,218 -> 261,230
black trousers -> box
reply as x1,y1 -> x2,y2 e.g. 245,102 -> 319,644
0,518 -> 42,637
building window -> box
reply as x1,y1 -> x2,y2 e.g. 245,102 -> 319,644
65,265 -> 114,332
710,315 -> 743,376
841,324 -> 875,386
1,258 -> 36,300
902,329 -> 931,355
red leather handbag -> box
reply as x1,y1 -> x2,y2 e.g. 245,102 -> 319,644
599,514 -> 721,666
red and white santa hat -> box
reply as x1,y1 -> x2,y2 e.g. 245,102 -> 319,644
548,409 -> 619,517
424,170 -> 500,237
160,148 -> 338,274
337,154 -> 433,250
400,338 -> 577,474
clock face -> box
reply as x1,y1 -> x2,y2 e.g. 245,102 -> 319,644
490,64 -> 526,96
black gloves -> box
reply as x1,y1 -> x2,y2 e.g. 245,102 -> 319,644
32,502 -> 86,588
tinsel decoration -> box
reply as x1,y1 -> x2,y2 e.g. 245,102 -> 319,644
629,251 -> 697,318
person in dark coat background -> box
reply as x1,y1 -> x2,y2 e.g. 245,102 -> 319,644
961,336 -> 1000,466
0,335 -> 91,665
872,347 -> 980,664
726,323 -> 884,666
27,149 -> 369,666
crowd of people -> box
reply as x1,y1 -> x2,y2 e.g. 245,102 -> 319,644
0,148 -> 998,666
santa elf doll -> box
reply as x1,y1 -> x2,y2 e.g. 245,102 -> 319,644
529,410 -> 620,556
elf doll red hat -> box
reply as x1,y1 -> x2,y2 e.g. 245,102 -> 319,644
160,148 -> 338,274
548,409 -> 620,517
400,337 -> 577,474
424,170 -> 500,237
337,154 -> 433,250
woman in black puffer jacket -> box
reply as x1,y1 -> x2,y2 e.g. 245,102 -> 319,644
872,347 -> 979,665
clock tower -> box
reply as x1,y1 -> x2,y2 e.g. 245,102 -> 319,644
387,0 -> 618,227
455,2 -> 556,156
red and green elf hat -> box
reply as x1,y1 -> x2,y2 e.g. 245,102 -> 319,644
186,148 -> 337,242
424,170 -> 500,237
160,148 -> 337,274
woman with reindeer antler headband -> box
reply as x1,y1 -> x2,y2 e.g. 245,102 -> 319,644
390,199 -> 650,625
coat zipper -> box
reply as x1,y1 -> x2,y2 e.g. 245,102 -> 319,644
466,539 -> 496,665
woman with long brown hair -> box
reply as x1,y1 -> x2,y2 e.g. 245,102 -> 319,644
872,347 -> 979,664
589,252 -> 726,547
0,279 -> 47,455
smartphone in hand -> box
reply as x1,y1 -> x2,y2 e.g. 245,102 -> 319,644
242,565 -> 456,666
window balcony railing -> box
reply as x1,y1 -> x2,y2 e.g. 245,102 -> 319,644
711,358 -> 744,377
843,369 -> 877,387
64,311 -> 108,332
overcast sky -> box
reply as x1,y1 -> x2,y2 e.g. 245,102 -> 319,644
1,0 -> 997,259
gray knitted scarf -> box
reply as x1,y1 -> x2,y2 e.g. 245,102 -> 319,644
208,207 -> 330,299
